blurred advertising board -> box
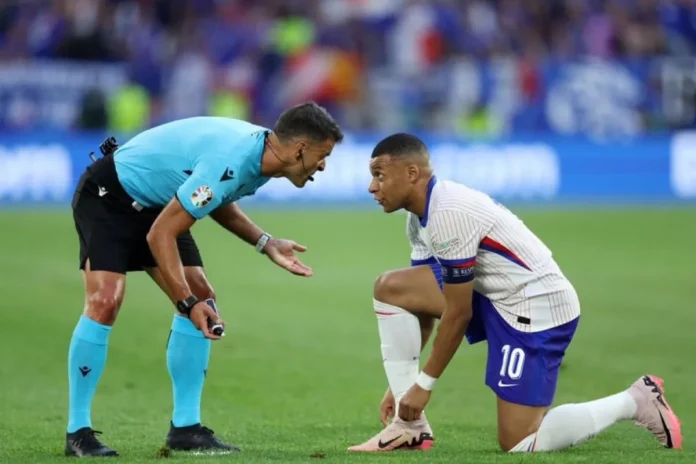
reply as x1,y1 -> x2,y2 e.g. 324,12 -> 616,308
0,131 -> 694,206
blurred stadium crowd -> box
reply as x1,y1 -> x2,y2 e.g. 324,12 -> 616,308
1,0 -> 696,134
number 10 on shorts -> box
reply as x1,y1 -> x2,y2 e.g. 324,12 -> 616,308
500,345 -> 525,380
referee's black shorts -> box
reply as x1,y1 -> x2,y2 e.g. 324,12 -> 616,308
71,154 -> 203,273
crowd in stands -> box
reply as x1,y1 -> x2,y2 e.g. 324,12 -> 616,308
1,0 -> 695,134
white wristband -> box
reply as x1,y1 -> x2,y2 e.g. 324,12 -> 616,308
416,371 -> 437,391
255,233 -> 272,253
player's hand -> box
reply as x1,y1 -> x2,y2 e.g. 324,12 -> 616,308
263,238 -> 313,277
189,301 -> 224,340
398,384 -> 431,422
380,387 -> 395,426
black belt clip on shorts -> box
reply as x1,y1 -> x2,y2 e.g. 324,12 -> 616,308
89,136 -> 119,163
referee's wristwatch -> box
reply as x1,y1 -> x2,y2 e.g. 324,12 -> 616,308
255,232 -> 272,253
176,295 -> 199,317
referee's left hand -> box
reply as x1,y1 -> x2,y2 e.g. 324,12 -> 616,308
264,238 -> 313,277
190,301 -> 224,340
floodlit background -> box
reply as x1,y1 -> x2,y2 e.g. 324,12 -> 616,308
0,1 -> 695,462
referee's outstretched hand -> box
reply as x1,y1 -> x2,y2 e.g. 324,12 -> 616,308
190,302 -> 224,340
263,238 -> 313,277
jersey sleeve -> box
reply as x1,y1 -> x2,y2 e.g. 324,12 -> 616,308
407,213 -> 434,265
428,210 -> 483,284
176,156 -> 241,220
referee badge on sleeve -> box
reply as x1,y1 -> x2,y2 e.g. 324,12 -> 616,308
191,186 -> 214,208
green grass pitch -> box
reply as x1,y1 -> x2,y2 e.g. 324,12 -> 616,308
0,207 -> 694,463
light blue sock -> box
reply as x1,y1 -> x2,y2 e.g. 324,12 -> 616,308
167,315 -> 211,427
67,315 -> 112,433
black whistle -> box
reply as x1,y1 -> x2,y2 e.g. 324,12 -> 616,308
209,323 -> 224,336
204,298 -> 225,337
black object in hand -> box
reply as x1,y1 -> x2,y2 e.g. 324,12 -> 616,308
209,323 -> 224,336
204,298 -> 225,337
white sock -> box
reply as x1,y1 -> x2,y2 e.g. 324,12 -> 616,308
510,391 -> 637,452
373,299 -> 421,418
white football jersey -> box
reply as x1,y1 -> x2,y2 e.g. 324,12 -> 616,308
407,178 -> 580,332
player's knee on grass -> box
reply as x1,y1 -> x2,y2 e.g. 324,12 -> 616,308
83,272 -> 126,326
373,267 -> 444,317
496,398 -> 546,452
499,428 -> 535,452
184,267 -> 216,302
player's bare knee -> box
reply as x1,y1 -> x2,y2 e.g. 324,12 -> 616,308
498,428 -> 538,452
498,435 -> 516,452
496,402 -> 544,452
373,271 -> 402,305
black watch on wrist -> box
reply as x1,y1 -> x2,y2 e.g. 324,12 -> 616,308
176,295 -> 199,317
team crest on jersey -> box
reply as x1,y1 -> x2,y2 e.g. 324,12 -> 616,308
191,186 -> 213,208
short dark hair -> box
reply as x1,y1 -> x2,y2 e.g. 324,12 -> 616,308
273,101 -> 344,144
371,133 -> 428,158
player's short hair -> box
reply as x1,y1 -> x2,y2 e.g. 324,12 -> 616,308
273,101 -> 344,144
371,133 -> 428,159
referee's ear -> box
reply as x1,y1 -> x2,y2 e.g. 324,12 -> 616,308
295,142 -> 307,161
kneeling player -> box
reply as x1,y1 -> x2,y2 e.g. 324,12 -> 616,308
348,133 -> 682,453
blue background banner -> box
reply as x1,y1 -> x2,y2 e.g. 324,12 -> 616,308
0,131 -> 695,206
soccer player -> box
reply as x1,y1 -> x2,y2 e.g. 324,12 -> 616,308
66,102 -> 343,457
348,133 -> 682,453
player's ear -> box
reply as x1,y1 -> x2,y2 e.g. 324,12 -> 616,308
407,164 -> 419,183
